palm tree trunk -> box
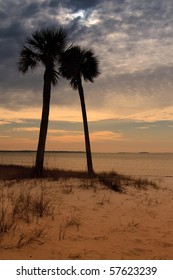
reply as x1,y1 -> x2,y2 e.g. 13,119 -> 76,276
78,77 -> 94,176
35,71 -> 51,176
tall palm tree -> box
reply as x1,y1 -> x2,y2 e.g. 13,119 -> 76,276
59,45 -> 100,175
18,27 -> 68,176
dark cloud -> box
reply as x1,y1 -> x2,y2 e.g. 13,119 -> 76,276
60,0 -> 101,11
48,0 -> 60,8
0,22 -> 22,39
0,10 -> 6,20
22,2 -> 41,17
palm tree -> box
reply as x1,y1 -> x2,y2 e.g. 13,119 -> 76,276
59,45 -> 100,175
18,27 -> 68,176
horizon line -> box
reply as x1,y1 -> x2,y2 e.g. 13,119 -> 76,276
0,150 -> 173,154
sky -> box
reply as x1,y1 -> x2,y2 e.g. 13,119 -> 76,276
0,0 -> 173,153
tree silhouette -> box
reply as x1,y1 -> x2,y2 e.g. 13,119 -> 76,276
59,45 -> 100,175
18,27 -> 68,176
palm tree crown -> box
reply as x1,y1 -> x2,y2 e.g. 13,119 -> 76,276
18,27 -> 67,85
59,45 -> 100,89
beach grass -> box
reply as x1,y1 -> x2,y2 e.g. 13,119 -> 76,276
0,164 -> 158,191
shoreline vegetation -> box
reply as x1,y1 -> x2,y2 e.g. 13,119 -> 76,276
0,164 -> 158,190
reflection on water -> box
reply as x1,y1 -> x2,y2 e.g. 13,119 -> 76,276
0,151 -> 173,177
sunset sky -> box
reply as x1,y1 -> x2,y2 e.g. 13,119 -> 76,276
0,0 -> 173,152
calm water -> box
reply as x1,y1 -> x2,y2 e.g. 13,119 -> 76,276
0,151 -> 173,177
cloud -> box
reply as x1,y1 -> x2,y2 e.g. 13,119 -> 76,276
1,114 -> 173,151
130,106 -> 173,122
47,129 -> 123,144
57,0 -> 101,12
90,130 -> 123,141
137,126 -> 150,130
0,120 -> 10,125
0,135 -> 10,139
14,127 -> 39,132
0,0 -> 173,152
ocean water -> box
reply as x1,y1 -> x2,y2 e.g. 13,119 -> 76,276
0,151 -> 172,177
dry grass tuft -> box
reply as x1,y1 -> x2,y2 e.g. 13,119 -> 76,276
98,172 -> 123,192
134,178 -> 158,189
59,209 -> 80,241
0,182 -> 52,248
16,226 -> 47,248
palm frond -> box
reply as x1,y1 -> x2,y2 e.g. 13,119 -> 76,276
81,49 -> 100,82
26,31 -> 45,54
70,78 -> 78,90
18,46 -> 39,73
49,68 -> 60,86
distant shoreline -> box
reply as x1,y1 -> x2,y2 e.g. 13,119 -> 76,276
0,151 -> 173,154
0,150 -> 85,154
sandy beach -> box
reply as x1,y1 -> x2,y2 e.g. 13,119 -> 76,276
0,167 -> 173,260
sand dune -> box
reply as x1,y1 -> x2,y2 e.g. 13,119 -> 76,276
0,175 -> 173,260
